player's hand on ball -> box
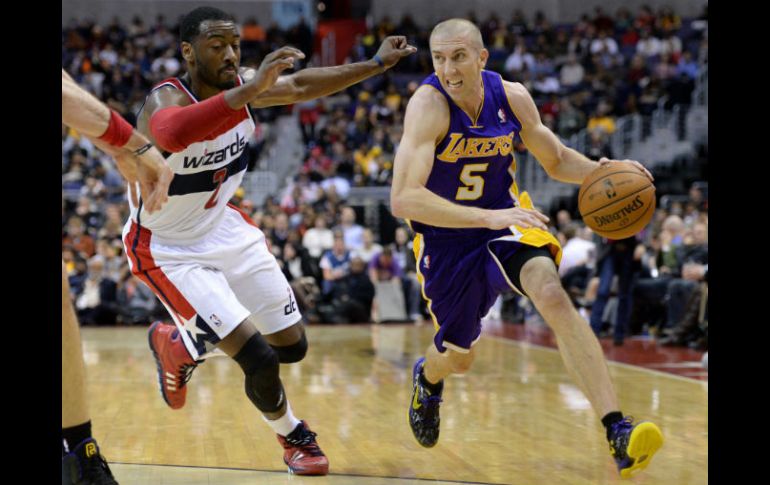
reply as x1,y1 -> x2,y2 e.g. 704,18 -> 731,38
598,157 -> 654,182
375,36 -> 417,69
485,207 -> 550,231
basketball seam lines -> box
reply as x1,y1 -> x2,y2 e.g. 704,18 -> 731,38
578,170 -> 648,205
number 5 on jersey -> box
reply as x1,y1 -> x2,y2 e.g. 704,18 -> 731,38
455,163 -> 489,201
204,168 -> 228,209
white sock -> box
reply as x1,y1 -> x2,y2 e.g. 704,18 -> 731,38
263,401 -> 302,437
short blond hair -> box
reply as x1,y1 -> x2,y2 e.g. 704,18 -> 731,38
430,18 -> 484,51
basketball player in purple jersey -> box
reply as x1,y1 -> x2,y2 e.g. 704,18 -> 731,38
391,19 -> 662,478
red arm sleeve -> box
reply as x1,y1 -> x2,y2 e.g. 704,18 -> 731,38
149,92 -> 241,153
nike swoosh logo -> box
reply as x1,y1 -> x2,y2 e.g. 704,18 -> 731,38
412,389 -> 422,410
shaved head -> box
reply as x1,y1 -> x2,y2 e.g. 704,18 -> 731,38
430,18 -> 484,51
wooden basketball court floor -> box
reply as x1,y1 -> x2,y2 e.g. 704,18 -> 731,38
80,322 -> 707,485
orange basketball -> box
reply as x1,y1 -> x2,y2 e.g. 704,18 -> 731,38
578,162 -> 656,239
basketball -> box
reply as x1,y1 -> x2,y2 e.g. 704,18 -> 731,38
578,162 -> 656,239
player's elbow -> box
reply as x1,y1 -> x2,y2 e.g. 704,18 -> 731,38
390,190 -> 408,219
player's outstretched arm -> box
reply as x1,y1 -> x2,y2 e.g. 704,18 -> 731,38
505,80 -> 652,183
62,70 -> 172,213
140,47 -> 302,153
390,88 -> 548,231
248,36 -> 417,108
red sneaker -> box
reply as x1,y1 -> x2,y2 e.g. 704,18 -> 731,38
276,421 -> 329,475
148,321 -> 198,410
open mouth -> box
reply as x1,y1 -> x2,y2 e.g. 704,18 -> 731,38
446,80 -> 463,89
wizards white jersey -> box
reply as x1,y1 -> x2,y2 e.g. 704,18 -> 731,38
127,76 -> 256,244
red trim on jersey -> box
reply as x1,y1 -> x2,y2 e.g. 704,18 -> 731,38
153,78 -> 197,103
227,203 -> 271,252
124,223 -> 196,320
227,202 -> 259,228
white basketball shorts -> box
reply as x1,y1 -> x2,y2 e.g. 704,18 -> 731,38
122,204 -> 300,359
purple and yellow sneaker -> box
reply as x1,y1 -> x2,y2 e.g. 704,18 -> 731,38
408,357 -> 444,448
608,416 -> 664,478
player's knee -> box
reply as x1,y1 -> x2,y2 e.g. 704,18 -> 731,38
531,280 -> 572,317
233,334 -> 284,413
270,333 -> 308,363
449,353 -> 474,374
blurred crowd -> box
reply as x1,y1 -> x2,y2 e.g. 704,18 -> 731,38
62,6 -> 707,351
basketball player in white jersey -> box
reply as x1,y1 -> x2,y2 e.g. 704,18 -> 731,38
125,6 -> 416,475
62,69 -> 172,484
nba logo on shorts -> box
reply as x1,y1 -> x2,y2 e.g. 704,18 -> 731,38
497,108 -> 506,123
424,255 -> 431,269
209,314 -> 223,326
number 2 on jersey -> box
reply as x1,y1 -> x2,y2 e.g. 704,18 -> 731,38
204,168 -> 228,209
455,163 -> 489,201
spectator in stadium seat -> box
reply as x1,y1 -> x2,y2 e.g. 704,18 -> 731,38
660,30 -> 682,63
559,224 -> 596,311
662,221 -> 708,331
355,228 -> 383,264
369,246 -> 417,321
75,256 -> 119,326
63,216 -> 96,259
390,226 -> 422,321
117,274 -> 163,325
557,97 -> 587,138
503,40 -> 536,78
336,206 -> 365,250
241,17 -> 266,42
657,215 -> 686,276
279,242 -> 322,316
303,214 -> 334,259
590,29 -> 619,57
587,100 -> 616,135
652,53 -> 677,83
636,28 -> 662,59
560,54 -> 585,91
324,256 -> 375,323
676,51 -> 699,81
320,231 -> 352,298
589,235 -> 641,346
270,212 -> 291,253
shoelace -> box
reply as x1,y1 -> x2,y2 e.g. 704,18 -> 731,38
178,363 -> 198,387
421,394 -> 443,407
610,416 -> 634,436
419,394 -> 442,424
285,429 -> 325,456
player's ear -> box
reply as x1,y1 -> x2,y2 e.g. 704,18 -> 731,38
479,48 -> 489,69
181,42 -> 194,64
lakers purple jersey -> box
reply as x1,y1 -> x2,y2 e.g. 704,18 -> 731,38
409,70 -> 523,240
